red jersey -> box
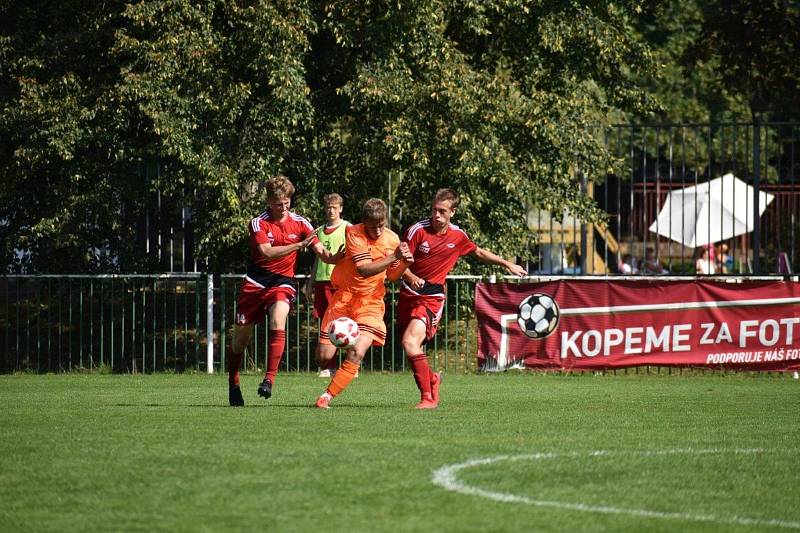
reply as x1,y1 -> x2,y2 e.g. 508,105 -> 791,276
245,210 -> 318,288
401,219 -> 477,297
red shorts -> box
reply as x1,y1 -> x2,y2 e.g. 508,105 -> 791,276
397,293 -> 445,343
312,281 -> 336,319
235,280 -> 296,326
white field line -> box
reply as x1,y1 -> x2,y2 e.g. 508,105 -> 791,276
431,449 -> 800,530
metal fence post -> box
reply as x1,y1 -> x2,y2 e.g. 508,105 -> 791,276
580,170 -> 588,274
206,273 -> 214,374
753,117 -> 761,274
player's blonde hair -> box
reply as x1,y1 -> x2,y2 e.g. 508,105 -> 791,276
433,188 -> 459,209
323,193 -> 343,206
265,175 -> 295,200
361,198 -> 387,222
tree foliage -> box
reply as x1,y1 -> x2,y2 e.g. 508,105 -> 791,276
624,1 -> 799,187
17,1 -> 798,273
634,0 -> 799,123
693,0 -> 800,119
113,1 -> 318,270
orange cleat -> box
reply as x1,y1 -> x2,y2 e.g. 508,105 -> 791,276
315,394 -> 331,409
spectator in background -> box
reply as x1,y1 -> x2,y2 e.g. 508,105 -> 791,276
716,243 -> 732,273
707,243 -> 716,267
642,247 -> 668,275
695,247 -> 716,275
619,253 -> 637,275
304,193 -> 351,378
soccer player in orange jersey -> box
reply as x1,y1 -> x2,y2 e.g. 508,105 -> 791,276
314,198 -> 414,409
228,175 -> 344,407
399,189 -> 526,408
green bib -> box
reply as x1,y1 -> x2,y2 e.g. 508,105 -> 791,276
314,221 -> 348,281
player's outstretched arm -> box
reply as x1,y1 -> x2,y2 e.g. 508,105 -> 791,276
257,239 -> 308,260
356,243 -> 413,278
470,246 -> 526,277
312,241 -> 345,265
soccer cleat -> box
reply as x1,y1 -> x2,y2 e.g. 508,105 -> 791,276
229,386 -> 244,407
415,393 -> 438,409
430,372 -> 442,403
315,394 -> 331,409
257,379 -> 272,400
318,369 -> 332,378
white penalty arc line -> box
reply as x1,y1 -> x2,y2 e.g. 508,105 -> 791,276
431,449 -> 800,530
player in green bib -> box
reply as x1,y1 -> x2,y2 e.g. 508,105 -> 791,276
304,193 -> 350,376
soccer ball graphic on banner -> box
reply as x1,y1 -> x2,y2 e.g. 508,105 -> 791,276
517,293 -> 560,339
328,317 -> 359,348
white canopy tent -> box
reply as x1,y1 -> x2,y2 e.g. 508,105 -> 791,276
648,173 -> 775,248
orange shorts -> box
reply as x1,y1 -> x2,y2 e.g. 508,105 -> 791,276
319,291 -> 387,347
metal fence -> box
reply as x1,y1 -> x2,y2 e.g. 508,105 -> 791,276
528,122 -> 799,276
10,123 -> 791,278
127,124 -> 799,278
0,274 -> 481,374
4,123 -> 799,373
0,274 -> 207,373
4,272 -> 797,374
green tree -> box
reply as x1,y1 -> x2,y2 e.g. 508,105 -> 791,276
113,0 -> 318,271
0,1 -> 131,272
691,0 -> 800,120
632,0 -> 799,123
1,0 -> 655,273
318,0 -> 654,271
626,1 -> 798,185
1,0 -> 317,272
633,1 -> 749,124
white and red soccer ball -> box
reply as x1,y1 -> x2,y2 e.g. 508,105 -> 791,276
327,317 -> 359,348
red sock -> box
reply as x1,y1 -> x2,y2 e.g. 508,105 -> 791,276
228,348 -> 243,387
264,330 -> 286,384
408,354 -> 432,397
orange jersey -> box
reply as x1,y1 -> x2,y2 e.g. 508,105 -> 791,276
330,223 -> 400,300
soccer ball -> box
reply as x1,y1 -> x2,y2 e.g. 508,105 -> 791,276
327,317 -> 359,348
517,293 -> 560,339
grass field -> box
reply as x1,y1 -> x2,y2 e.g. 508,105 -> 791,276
1,372 -> 798,532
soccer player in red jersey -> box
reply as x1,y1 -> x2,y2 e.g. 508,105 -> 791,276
228,175 -> 344,406
399,188 -> 526,409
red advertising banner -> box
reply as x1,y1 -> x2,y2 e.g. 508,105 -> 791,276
475,280 -> 800,371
